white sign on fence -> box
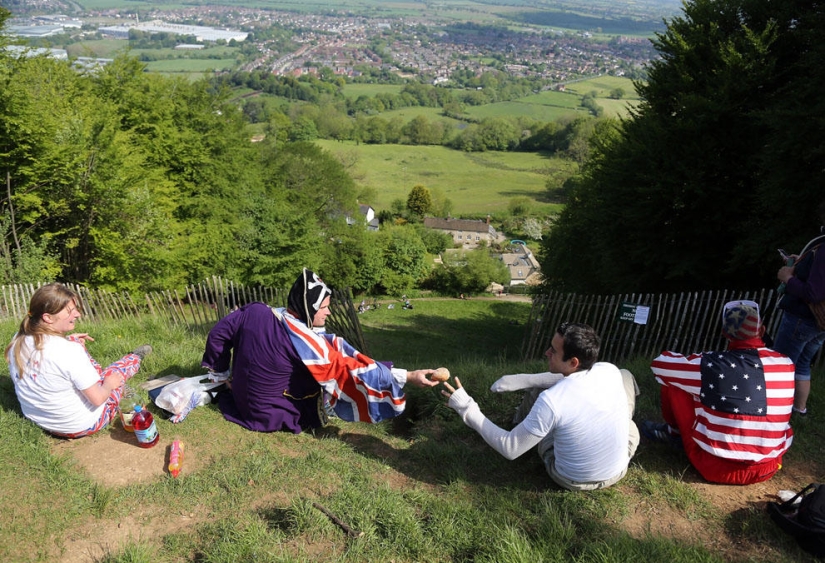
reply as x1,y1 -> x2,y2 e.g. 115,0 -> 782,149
617,302 -> 650,325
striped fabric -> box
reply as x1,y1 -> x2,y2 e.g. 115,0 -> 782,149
276,308 -> 406,423
651,341 -> 794,462
50,344 -> 142,439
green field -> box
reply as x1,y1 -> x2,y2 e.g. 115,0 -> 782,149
66,38 -> 130,58
564,75 -> 640,96
341,83 -> 404,98
143,58 -> 237,72
66,39 -> 240,61
464,100 -> 590,121
315,139 -> 572,216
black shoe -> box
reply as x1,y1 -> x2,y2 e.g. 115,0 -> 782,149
131,344 -> 153,359
641,420 -> 682,448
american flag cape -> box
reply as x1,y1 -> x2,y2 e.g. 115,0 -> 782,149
651,343 -> 794,462
274,308 -> 406,423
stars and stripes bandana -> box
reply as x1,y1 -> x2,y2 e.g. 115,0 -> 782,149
273,307 -> 406,423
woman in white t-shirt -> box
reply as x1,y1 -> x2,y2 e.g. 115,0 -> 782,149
5,283 -> 151,438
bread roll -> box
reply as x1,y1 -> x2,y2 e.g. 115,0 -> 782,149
432,367 -> 450,382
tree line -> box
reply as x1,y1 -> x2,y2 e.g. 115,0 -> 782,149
14,0 -> 810,299
0,10 -> 510,296
216,70 -> 606,153
540,0 -> 825,294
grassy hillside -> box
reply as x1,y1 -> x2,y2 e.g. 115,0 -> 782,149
315,140 -> 572,216
0,299 -> 820,562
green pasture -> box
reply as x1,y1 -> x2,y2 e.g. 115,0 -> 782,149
153,72 -> 210,82
64,40 -> 240,62
513,90 -> 584,109
378,105 -> 463,129
66,38 -> 130,58
143,58 -> 236,72
130,46 -> 241,58
341,83 -> 404,99
315,139 -> 570,216
564,75 -> 641,99
0,296 -> 820,562
464,99 -> 590,121
599,97 -> 641,118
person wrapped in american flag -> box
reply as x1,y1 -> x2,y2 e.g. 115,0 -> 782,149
644,300 -> 795,485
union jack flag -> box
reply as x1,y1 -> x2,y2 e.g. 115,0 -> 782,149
276,308 -> 406,423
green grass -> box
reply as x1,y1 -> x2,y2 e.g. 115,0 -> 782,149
65,38 -> 131,58
2,298 -> 820,562
377,105 -> 462,126
315,139 -> 572,216
342,84 -> 404,98
464,99 -> 591,121
143,58 -> 237,72
564,76 -> 642,100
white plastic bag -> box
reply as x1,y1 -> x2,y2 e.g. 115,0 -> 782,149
155,377 -> 206,415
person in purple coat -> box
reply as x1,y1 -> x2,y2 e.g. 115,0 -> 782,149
202,269 -> 438,433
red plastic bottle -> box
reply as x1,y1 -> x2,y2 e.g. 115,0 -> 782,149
132,404 -> 159,448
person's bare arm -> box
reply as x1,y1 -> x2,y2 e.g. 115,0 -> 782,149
81,372 -> 124,407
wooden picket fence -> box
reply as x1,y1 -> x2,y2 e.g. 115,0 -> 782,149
2,281 -> 818,367
0,278 -> 367,354
521,287 -> 822,366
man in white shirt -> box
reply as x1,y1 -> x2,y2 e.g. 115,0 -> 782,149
443,322 -> 639,490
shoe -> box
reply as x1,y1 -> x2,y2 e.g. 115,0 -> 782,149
641,420 -> 682,448
131,344 -> 153,359
793,407 -> 808,417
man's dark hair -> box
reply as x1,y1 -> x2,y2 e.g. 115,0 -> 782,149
556,322 -> 600,370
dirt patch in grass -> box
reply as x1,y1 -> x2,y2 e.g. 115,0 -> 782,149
52,424 -> 196,487
59,506 -> 204,563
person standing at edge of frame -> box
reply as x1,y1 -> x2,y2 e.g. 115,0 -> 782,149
774,200 -> 825,417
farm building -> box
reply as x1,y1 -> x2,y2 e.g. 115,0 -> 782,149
424,216 -> 497,248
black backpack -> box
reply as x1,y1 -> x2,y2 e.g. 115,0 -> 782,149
768,483 -> 825,557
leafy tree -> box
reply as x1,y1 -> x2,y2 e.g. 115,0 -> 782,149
406,184 -> 432,219
289,117 -> 319,141
428,186 -> 453,218
402,115 -> 445,145
319,226 -> 384,293
508,196 -> 533,217
379,226 -> 429,293
429,247 -> 510,294
476,117 -> 520,151
413,224 -> 452,254
542,0 -> 823,293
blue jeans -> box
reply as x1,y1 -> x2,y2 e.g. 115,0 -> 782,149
773,311 -> 825,380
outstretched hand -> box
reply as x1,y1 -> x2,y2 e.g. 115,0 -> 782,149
440,377 -> 463,401
406,369 -> 439,388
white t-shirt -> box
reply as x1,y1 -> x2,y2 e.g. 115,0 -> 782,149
8,334 -> 104,434
521,362 -> 630,482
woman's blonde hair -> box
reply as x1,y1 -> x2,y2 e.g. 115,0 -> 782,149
5,283 -> 81,377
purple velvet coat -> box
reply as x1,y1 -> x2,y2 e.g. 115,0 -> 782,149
202,302 -> 323,433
